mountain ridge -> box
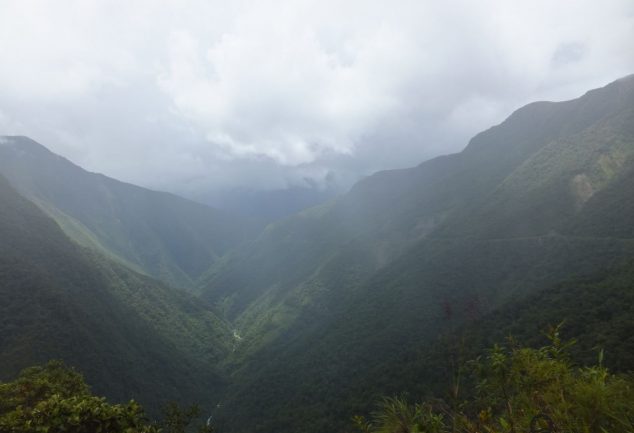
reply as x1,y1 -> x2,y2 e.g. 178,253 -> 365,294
1,75 -> 633,433
0,136 -> 260,288
0,173 -> 232,414
201,74 -> 634,433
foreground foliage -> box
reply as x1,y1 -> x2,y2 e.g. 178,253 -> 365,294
0,361 -> 158,433
0,361 -> 215,433
353,329 -> 634,433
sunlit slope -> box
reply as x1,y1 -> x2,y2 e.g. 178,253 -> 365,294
204,75 -> 634,433
0,175 -> 232,413
0,137 -> 257,288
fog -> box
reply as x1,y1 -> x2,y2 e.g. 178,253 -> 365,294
1,0 -> 633,198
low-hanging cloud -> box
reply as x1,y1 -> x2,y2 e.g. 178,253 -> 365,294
158,12 -> 419,166
0,0 -> 633,194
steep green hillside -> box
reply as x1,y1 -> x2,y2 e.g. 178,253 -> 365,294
0,137 -> 258,288
448,259 -> 634,373
439,79 -> 634,238
333,259 -> 634,432
352,333 -> 634,433
0,174 -> 232,414
2,76 -> 632,433
201,75 -> 634,433
201,74 -> 634,322
218,237 -> 634,433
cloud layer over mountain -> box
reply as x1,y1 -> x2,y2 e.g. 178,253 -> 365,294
1,0 -> 633,194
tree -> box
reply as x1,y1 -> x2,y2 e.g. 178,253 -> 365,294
0,361 -> 158,433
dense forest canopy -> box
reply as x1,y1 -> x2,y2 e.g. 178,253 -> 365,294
1,76 -> 633,433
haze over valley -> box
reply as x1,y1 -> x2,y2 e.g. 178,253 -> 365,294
1,2 -> 634,433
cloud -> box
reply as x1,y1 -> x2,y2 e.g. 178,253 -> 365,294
158,17 -> 415,165
0,0 -> 633,194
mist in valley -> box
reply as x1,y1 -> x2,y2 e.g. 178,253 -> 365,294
1,2 -> 634,433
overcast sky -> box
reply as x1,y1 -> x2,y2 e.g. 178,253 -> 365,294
1,0 -> 633,196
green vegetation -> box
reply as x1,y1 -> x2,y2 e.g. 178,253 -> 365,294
0,174 -> 231,415
0,361 -> 158,433
2,76 -> 634,433
205,75 -> 634,433
0,136 -> 259,288
353,330 -> 634,433
0,361 -> 217,433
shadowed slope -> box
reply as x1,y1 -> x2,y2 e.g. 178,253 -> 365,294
0,137 -> 258,288
0,175 -> 232,414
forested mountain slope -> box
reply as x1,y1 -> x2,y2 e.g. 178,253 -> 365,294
0,175 -> 232,414
0,136 -> 258,288
2,75 -> 632,433
332,258 -> 634,430
201,75 -> 634,320
204,75 -> 634,433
